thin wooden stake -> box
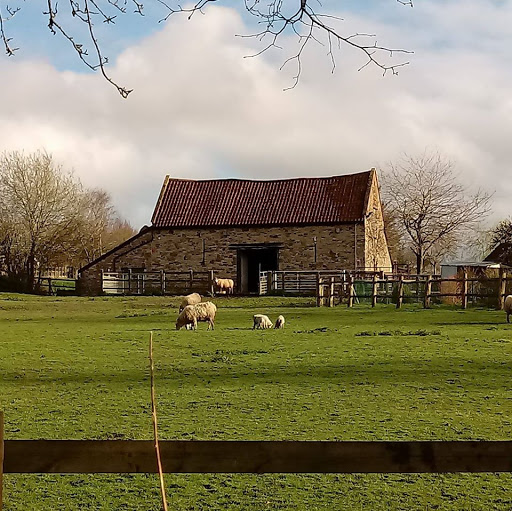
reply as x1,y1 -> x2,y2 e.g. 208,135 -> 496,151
149,333 -> 168,511
0,410 -> 4,511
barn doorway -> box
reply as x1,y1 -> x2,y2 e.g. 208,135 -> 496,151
235,244 -> 280,294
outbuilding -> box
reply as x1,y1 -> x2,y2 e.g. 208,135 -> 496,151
78,169 -> 392,295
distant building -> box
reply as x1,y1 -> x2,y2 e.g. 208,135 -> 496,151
484,243 -> 512,267
78,169 -> 392,295
441,261 -> 510,279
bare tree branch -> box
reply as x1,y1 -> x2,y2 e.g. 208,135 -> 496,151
1,0 -> 413,97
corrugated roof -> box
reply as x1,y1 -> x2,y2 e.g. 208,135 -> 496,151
151,170 -> 373,228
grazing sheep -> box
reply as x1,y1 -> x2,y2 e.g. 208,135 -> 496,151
253,314 -> 273,330
179,293 -> 202,313
214,277 -> 234,295
505,295 -> 512,323
274,315 -> 285,329
176,302 -> 217,331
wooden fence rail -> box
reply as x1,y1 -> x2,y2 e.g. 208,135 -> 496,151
3,440 -> 512,474
315,273 -> 512,309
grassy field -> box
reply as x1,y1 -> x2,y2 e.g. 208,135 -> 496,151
0,293 -> 511,510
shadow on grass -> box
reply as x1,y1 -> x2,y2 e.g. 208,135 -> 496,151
2,359 -> 508,389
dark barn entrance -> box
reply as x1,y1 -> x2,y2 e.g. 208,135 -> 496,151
233,244 -> 280,294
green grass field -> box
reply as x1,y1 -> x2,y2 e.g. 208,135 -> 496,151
1,294 -> 511,510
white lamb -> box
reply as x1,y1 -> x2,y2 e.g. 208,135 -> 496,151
179,293 -> 202,312
253,314 -> 273,330
505,295 -> 512,323
176,302 -> 217,330
274,315 -> 285,329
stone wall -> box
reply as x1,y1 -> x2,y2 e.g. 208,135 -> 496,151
78,223 -> 366,295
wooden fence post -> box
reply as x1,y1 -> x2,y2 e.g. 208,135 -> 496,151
128,269 -> 132,295
209,270 -> 215,296
498,269 -> 506,310
316,275 -> 323,307
266,271 -> 273,294
424,275 -> 432,309
461,270 -> 468,310
0,410 -> 4,511
348,276 -> 354,308
160,270 -> 166,295
396,276 -> 403,309
372,274 -> 377,308
189,270 -> 194,292
329,277 -> 335,307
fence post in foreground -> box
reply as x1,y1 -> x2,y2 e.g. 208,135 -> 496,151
161,271 -> 166,295
348,276 -> 354,308
396,276 -> 403,309
498,269 -> 506,310
372,274 -> 378,308
189,270 -> 194,292
424,275 -> 432,309
128,269 -> 133,295
316,275 -> 323,307
209,270 -> 215,297
461,270 -> 468,309
0,410 -> 4,511
329,277 -> 335,307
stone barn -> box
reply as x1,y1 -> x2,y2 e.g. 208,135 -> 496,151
78,169 -> 391,295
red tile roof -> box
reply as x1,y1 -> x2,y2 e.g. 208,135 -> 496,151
151,170 -> 374,228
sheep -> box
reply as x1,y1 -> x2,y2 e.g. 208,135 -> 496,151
505,295 -> 512,323
274,315 -> 285,329
176,302 -> 217,331
253,314 -> 273,330
214,277 -> 234,295
179,292 -> 202,313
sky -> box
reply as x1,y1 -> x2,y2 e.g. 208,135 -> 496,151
1,0 -> 511,232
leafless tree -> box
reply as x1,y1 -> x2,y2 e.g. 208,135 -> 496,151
0,150 -> 135,291
382,150 -> 493,274
0,0 -> 413,97
0,151 -> 83,290
74,189 -> 136,264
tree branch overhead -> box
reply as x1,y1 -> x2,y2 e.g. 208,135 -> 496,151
1,0 -> 413,96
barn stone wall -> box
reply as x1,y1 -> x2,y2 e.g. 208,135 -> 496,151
78,224 -> 367,295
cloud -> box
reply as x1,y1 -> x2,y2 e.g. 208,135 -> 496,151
0,1 -> 511,231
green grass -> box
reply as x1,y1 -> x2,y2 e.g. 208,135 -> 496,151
0,294 -> 511,510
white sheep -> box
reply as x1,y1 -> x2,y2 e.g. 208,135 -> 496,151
505,295 -> 512,323
214,277 -> 234,295
179,292 -> 202,312
274,315 -> 285,329
253,314 -> 273,330
176,302 -> 217,330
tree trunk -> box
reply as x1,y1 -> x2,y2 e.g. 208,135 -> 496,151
415,249 -> 423,275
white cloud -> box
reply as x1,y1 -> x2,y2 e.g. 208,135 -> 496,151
0,2 -> 511,232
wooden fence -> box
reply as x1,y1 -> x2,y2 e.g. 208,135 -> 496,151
314,270 -> 512,309
102,270 -> 215,296
36,277 -> 77,296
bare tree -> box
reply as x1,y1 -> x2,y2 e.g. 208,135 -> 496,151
382,151 -> 493,274
74,189 -> 136,264
0,1 -> 413,97
484,218 -> 512,264
0,150 -> 83,290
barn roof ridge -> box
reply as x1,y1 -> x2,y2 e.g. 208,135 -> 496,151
163,171 -> 372,184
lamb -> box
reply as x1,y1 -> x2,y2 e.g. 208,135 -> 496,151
274,315 -> 285,329
505,295 -> 512,323
214,277 -> 234,295
179,292 -> 202,313
176,302 -> 217,330
253,314 -> 273,330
